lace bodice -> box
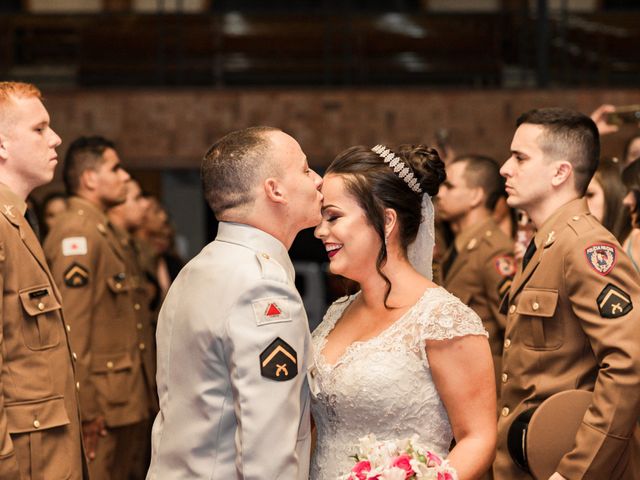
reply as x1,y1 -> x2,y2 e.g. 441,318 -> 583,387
309,287 -> 487,480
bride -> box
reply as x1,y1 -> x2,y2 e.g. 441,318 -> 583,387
310,144 -> 497,479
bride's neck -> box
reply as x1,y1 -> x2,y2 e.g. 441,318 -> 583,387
357,257 -> 425,310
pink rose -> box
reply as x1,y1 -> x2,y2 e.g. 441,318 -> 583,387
391,455 -> 414,479
351,460 -> 372,480
437,472 -> 454,480
426,451 -> 442,467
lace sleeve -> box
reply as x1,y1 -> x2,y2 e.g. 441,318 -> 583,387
416,290 -> 488,342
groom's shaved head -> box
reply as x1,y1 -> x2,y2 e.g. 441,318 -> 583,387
202,126 -> 281,218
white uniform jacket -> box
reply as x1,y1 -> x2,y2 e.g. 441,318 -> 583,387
147,222 -> 312,479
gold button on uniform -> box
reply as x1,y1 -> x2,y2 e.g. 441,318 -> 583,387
66,324 -> 71,332
501,373 -> 508,383
33,420 -> 40,429
261,253 -> 270,260
509,305 -> 516,314
504,338 -> 511,349
37,302 -> 45,311
572,216 -> 580,221
115,283 -> 122,290
532,302 -> 540,311
501,407 -> 510,417
139,342 -> 146,351
72,352 -> 77,361
137,322 -> 143,330
106,361 -> 114,369
76,382 -> 80,391
134,303 -> 141,311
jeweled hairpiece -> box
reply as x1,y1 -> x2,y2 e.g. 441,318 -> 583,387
371,144 -> 423,194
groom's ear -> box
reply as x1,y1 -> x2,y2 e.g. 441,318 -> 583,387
264,177 -> 287,205
383,208 -> 398,240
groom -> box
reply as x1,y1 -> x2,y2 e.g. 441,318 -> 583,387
146,127 -> 323,479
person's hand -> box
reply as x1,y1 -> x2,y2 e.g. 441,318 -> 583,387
549,473 -> 567,480
590,104 -> 619,136
82,416 -> 107,461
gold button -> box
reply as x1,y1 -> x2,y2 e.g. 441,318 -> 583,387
66,324 -> 71,332
78,209 -> 84,216
97,224 -> 106,233
106,361 -> 114,369
37,302 -> 45,311
72,352 -> 77,361
139,342 -> 146,351
261,253 -> 270,260
115,283 -> 122,290
572,216 -> 580,221
501,407 -> 510,417
504,338 -> 511,349
137,322 -> 143,330
486,230 -> 492,237
501,373 -> 508,383
33,420 -> 40,429
509,305 -> 516,314
134,303 -> 141,311
532,302 -> 539,311
76,381 -> 80,390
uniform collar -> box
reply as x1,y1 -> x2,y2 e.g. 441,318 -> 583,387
67,196 -> 110,224
216,222 -> 295,282
533,198 -> 589,249
454,216 -> 495,252
0,182 -> 27,218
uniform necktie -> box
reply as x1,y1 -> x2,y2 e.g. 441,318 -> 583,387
522,238 -> 537,270
442,245 -> 458,278
25,207 -> 41,242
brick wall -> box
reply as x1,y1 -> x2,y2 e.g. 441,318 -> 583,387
43,88 -> 640,170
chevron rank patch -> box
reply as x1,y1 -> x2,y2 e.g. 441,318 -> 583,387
497,276 -> 512,300
260,337 -> 297,381
597,283 -> 632,318
64,262 -> 89,288
62,237 -> 88,256
252,297 -> 290,326
585,243 -> 616,276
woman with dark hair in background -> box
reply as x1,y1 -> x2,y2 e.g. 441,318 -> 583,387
622,159 -> 640,271
310,144 -> 496,480
586,156 -> 631,243
40,191 -> 67,238
623,134 -> 640,166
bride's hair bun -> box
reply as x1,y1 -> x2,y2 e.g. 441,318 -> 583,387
396,145 -> 446,197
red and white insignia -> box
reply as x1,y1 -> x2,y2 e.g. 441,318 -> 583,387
265,303 -> 282,317
62,237 -> 88,256
494,255 -> 516,277
585,243 -> 616,276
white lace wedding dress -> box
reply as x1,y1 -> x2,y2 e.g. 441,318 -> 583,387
309,286 -> 487,480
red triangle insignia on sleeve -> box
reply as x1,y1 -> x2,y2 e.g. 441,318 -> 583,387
265,303 -> 282,317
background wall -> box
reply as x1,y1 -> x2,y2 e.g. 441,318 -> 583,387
43,87 -> 640,171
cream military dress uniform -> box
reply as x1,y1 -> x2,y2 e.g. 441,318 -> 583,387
441,217 -> 515,392
147,222 -> 312,480
0,184 -> 86,479
495,198 -> 640,479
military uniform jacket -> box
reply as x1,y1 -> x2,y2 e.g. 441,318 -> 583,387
442,217 -> 514,364
147,222 -> 312,480
44,197 -> 150,428
0,184 -> 85,479
495,199 -> 640,480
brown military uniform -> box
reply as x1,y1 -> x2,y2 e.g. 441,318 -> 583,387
442,217 -> 515,392
44,196 -> 153,480
494,198 -> 640,479
0,184 -> 86,479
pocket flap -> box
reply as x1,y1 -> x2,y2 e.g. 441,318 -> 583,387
5,396 -> 70,434
18,285 -> 61,316
91,351 -> 133,373
516,288 -> 559,317
106,274 -> 129,294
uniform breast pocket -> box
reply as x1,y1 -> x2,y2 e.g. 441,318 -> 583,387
516,288 -> 562,350
18,285 -> 62,351
91,351 -> 134,405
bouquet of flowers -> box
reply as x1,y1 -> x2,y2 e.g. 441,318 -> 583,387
340,434 -> 458,480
